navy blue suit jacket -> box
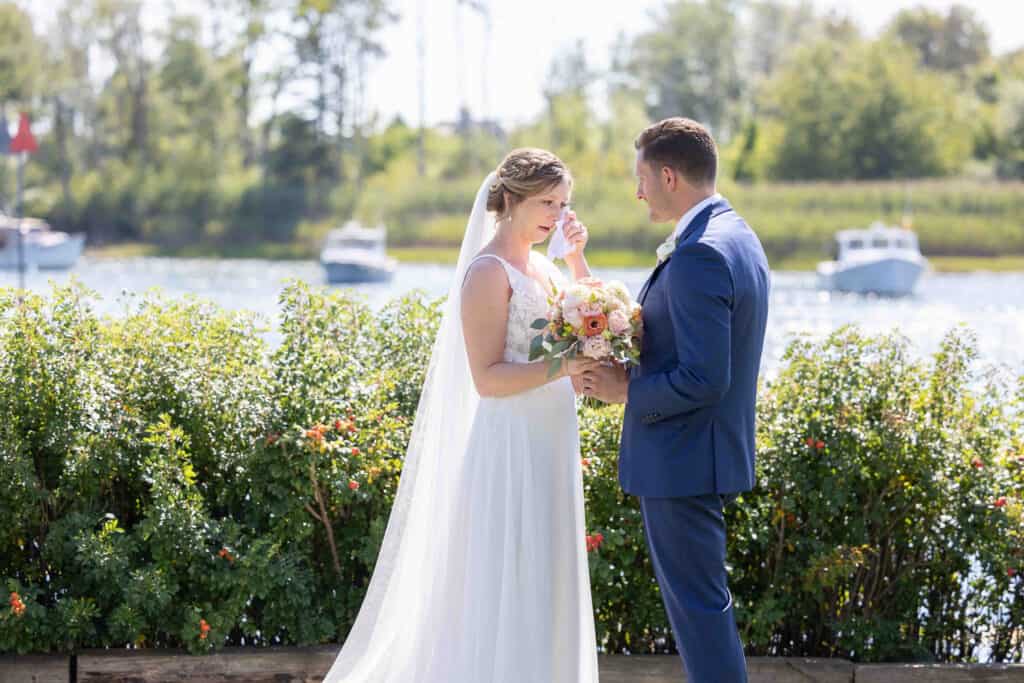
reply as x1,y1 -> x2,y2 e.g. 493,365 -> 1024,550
619,197 -> 770,498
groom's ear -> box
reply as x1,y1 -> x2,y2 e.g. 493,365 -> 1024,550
660,164 -> 679,192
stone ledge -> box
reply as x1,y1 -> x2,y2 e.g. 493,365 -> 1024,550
3,649 -> 1024,682
0,654 -> 68,683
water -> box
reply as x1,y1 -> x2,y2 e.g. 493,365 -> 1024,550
3,256 -> 1023,376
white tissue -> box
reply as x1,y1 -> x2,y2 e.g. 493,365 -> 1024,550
546,206 -> 574,260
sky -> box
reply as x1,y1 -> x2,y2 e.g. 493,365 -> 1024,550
25,0 -> 1024,130
372,0 -> 1023,128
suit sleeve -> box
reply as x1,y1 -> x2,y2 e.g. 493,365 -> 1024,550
627,241 -> 734,424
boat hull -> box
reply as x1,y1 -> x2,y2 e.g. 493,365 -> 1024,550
0,233 -> 85,270
817,257 -> 925,296
322,260 -> 395,284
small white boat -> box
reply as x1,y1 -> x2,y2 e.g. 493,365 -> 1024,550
0,214 -> 85,270
320,222 -> 397,284
817,222 -> 928,296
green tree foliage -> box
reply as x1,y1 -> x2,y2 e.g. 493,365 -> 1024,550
887,4 -> 991,73
631,0 -> 744,137
762,39 -> 972,180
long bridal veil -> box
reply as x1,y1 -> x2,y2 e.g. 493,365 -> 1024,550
322,172 -> 499,682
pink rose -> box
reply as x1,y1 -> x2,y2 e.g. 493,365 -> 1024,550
608,310 -> 631,336
564,306 -> 584,329
582,336 -> 612,360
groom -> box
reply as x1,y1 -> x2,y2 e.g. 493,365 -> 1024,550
581,117 -> 769,682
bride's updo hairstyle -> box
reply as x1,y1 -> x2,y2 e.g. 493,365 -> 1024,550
486,148 -> 572,219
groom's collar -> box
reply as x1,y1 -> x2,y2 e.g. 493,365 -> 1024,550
670,192 -> 724,243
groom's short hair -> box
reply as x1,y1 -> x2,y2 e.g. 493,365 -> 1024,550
635,118 -> 717,188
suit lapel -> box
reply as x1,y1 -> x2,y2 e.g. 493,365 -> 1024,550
637,200 -> 727,306
638,257 -> 670,305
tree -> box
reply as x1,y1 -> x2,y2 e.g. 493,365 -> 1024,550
631,0 -> 743,139
542,39 -> 597,159
0,3 -> 42,104
996,80 -> 1024,179
742,0 -> 817,86
763,39 -> 972,180
887,4 -> 990,73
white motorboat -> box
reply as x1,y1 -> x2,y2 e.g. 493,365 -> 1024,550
0,214 -> 84,270
320,222 -> 397,284
816,222 -> 928,296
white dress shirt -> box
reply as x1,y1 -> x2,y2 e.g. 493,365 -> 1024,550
669,193 -> 723,243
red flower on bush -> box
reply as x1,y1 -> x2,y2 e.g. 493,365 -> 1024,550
199,618 -> 211,640
9,592 -> 25,617
581,458 -> 591,468
971,458 -> 984,469
1008,567 -> 1018,578
805,437 -> 815,448
349,480 -> 360,491
585,532 -> 605,552
995,497 -> 1007,508
815,440 -> 825,450
265,433 -> 279,446
334,419 -> 344,431
351,447 -> 360,456
218,547 -> 235,563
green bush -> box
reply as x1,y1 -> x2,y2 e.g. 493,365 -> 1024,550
1,285 -> 1021,662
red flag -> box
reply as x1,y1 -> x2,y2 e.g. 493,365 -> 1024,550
10,112 -> 38,154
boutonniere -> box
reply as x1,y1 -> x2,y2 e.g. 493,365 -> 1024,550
656,234 -> 678,265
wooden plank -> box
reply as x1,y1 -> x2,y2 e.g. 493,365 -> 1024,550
598,655 -> 854,682
76,646 -> 340,682
856,663 -> 1024,683
0,655 -> 69,683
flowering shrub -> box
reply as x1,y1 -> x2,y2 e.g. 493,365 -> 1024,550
0,284 -> 1021,663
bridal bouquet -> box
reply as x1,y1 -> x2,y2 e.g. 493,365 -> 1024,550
529,277 -> 643,378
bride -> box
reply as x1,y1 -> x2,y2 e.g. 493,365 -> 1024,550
322,149 -> 601,682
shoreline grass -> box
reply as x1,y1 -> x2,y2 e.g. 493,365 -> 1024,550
85,243 -> 1024,273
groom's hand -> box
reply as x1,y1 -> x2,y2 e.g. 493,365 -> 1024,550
580,364 -> 629,404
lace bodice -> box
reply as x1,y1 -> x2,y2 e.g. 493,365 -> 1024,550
466,251 -> 568,363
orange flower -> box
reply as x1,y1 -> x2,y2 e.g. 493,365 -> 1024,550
349,480 -> 360,491
305,424 -> 327,442
582,313 -> 608,337
9,592 -> 25,617
351,447 -> 360,456
581,458 -> 591,468
199,618 -> 211,639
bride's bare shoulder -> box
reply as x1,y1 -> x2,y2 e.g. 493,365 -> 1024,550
461,255 -> 510,299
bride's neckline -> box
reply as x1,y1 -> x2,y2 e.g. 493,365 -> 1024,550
473,250 -> 552,296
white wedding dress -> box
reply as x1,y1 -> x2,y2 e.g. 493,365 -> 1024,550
322,175 -> 599,682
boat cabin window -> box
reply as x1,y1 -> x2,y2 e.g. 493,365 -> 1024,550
330,238 -> 380,250
847,238 -> 864,249
870,237 -> 888,248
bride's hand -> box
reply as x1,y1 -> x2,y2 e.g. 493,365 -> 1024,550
562,211 -> 589,256
563,356 -> 600,377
